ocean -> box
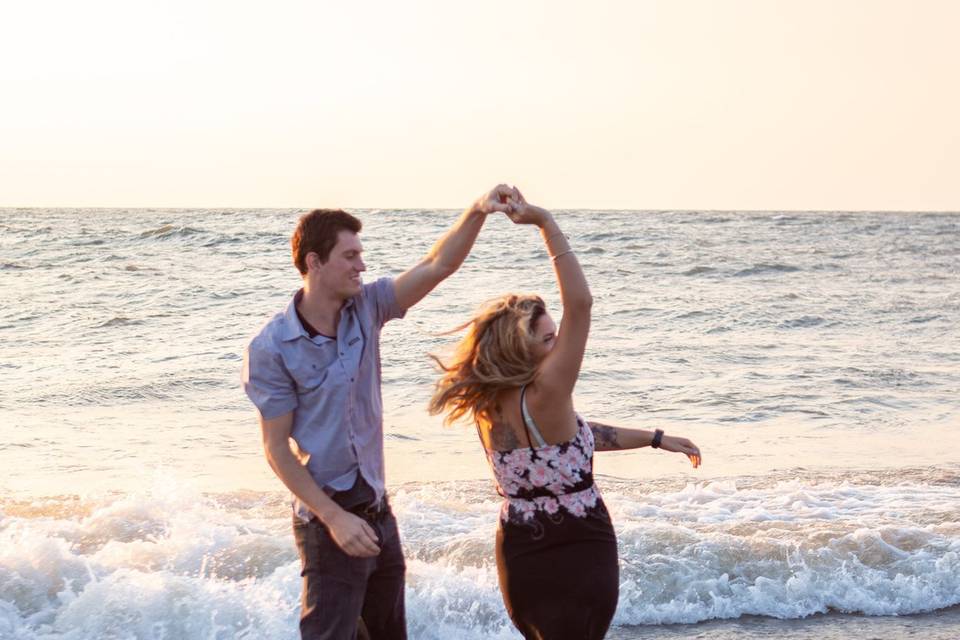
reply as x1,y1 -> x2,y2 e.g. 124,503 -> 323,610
1,208 -> 958,639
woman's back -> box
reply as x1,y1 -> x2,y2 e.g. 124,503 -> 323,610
478,383 -> 579,452
480,384 -> 619,640
479,384 -> 602,526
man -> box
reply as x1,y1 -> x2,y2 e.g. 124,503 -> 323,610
242,185 -> 515,639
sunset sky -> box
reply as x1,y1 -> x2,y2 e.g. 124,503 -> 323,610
1,0 -> 958,210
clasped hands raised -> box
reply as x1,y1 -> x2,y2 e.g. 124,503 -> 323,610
471,184 -> 550,227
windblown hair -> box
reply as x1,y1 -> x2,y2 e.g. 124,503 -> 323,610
429,294 -> 547,427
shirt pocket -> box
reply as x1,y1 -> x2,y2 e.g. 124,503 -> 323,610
286,342 -> 339,394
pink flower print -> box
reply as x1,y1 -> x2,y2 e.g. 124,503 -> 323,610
499,502 -> 511,521
510,498 -> 536,521
558,487 -> 598,518
583,487 -> 599,508
501,450 -> 532,480
500,449 -> 526,469
534,496 -> 560,515
545,477 -> 567,495
498,473 -> 521,496
567,468 -> 585,488
574,433 -> 590,453
555,448 -> 583,476
528,460 -> 559,488
535,447 -> 561,465
558,493 -> 586,517
581,422 -> 594,447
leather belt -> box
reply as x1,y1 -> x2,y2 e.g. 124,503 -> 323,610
348,496 -> 389,521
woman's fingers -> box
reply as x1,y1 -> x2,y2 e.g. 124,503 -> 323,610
684,444 -> 702,468
666,437 -> 702,468
481,184 -> 532,220
474,184 -> 516,215
493,184 -> 513,204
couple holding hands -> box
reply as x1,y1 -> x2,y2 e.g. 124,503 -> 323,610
243,185 -> 702,639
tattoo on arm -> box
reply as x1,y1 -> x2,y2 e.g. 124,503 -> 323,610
589,422 -> 620,450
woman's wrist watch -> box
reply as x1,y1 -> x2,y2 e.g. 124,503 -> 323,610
651,429 -> 664,449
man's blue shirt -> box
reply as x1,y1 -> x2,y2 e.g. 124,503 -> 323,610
243,277 -> 406,520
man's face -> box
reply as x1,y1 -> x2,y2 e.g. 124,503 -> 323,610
310,230 -> 366,298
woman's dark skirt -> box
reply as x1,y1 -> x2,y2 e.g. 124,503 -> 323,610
495,500 -> 619,639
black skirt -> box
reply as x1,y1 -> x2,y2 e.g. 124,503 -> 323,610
495,499 -> 619,639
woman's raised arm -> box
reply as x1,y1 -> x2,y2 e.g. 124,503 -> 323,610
505,189 -> 591,399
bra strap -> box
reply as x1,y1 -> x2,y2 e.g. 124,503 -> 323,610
519,384 -> 547,448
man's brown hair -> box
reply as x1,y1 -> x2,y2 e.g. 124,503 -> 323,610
291,209 -> 362,275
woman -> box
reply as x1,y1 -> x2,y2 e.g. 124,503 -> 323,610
429,189 -> 702,639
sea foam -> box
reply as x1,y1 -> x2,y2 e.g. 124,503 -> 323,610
2,470 -> 960,638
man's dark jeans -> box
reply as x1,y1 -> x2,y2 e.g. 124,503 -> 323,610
293,502 -> 406,640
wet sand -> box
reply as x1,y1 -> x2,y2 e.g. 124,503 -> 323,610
609,605 -> 960,639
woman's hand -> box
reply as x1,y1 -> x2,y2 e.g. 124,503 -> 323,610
660,435 -> 702,468
504,186 -> 551,227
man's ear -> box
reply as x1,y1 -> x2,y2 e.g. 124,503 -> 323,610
306,252 -> 323,273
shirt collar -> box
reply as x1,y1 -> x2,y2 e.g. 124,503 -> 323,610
281,288 -> 356,342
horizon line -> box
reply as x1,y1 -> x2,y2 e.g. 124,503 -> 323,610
2,205 -> 958,215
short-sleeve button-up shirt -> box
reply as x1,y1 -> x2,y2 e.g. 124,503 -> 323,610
242,277 -> 406,520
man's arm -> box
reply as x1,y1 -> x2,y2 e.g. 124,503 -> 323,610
393,184 -> 515,310
589,421 -> 702,467
261,412 -> 381,557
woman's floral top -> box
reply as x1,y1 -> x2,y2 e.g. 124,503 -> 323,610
483,415 -> 602,526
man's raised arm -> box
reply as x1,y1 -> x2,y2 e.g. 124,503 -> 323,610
393,184 -> 515,310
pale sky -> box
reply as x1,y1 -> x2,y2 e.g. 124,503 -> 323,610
1,0 -> 958,210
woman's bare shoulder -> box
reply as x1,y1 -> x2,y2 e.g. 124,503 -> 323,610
524,381 -> 578,443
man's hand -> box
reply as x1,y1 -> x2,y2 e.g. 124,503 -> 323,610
394,183 -> 517,310
260,412 -> 382,555
469,184 -> 517,216
323,508 -> 382,557
660,435 -> 702,468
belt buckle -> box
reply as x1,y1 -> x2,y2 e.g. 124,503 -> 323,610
361,499 -> 386,519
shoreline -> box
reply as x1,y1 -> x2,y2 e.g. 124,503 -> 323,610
609,605 -> 960,639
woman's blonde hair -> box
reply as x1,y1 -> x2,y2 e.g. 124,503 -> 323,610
428,294 -> 547,427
